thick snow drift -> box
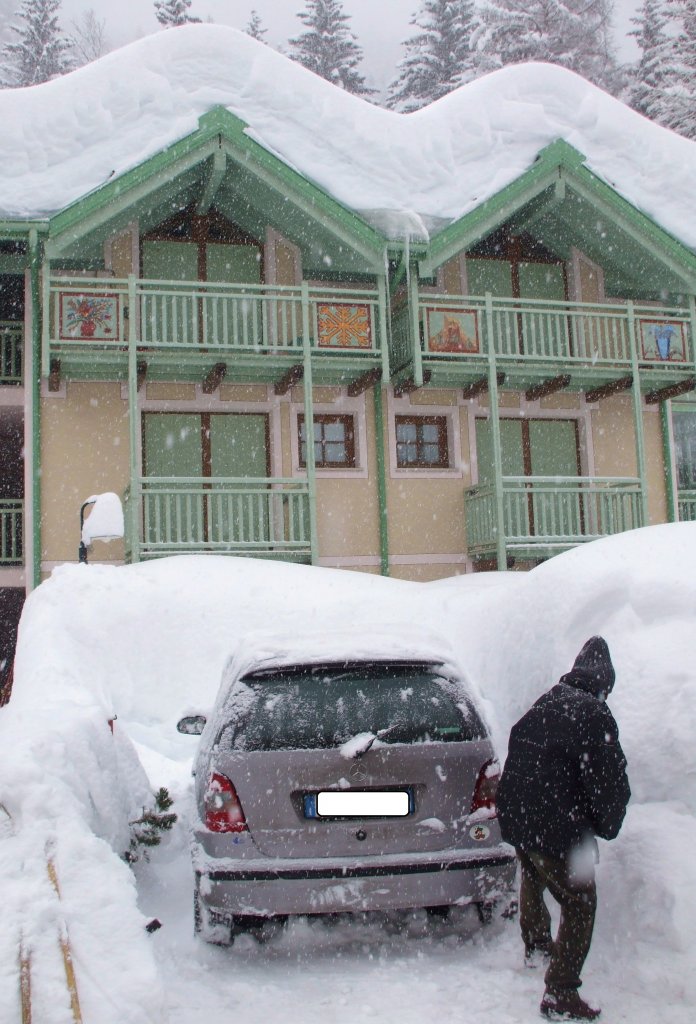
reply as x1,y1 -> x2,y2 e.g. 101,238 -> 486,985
1,523 -> 695,1022
0,25 -> 695,249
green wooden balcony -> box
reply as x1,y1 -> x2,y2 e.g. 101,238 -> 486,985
0,322 -> 23,385
125,477 -> 312,562
392,292 -> 695,390
45,276 -> 388,385
0,499 -> 23,564
677,490 -> 696,522
464,476 -> 643,562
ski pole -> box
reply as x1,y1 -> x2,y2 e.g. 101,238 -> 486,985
46,852 -> 83,1024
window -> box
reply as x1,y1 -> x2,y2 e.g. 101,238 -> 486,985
298,414 -> 355,469
673,410 -> 696,489
395,415 -> 449,468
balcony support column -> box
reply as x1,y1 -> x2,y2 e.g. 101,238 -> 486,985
372,383 -> 389,576
301,281 -> 319,565
485,292 -> 507,570
127,274 -> 141,564
30,230 -> 42,589
41,255 -> 50,378
377,274 -> 390,380
660,400 -> 677,523
628,300 -> 649,527
409,265 -> 423,388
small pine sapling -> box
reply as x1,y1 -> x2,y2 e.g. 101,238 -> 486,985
125,787 -> 177,863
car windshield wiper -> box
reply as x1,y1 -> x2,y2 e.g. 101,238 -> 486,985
347,724 -> 403,759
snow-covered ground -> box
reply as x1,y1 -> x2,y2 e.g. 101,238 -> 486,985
2,523 -> 696,1023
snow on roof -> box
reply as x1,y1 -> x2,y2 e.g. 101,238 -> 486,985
1,25 -> 696,250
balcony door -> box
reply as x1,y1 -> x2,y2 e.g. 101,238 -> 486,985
476,418 -> 581,540
142,412 -> 270,547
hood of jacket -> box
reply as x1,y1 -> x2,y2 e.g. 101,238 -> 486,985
559,636 -> 616,698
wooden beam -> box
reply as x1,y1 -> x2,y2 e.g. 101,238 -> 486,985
274,363 -> 304,396
48,358 -> 61,392
202,361 -> 227,394
393,369 -> 432,397
645,376 -> 696,404
137,360 -> 147,392
347,367 -> 382,397
584,376 -> 633,403
462,372 -> 506,400
196,150 -> 227,215
525,373 -> 571,402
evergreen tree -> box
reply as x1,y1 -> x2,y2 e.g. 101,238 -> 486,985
288,0 -> 373,96
154,0 -> 200,28
388,0 -> 487,112
478,0 -> 619,92
654,0 -> 696,139
246,10 -> 267,42
1,0 -> 73,87
628,0 -> 671,118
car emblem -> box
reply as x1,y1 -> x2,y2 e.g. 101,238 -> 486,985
349,762 -> 368,783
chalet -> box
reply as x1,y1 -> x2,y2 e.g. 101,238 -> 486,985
1,28 -> 695,682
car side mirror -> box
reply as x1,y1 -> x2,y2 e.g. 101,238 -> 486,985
177,715 -> 207,735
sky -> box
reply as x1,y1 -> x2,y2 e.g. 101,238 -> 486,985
53,0 -> 642,95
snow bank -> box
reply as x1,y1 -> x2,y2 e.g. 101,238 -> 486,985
2,524 -> 696,1018
0,25 -> 695,249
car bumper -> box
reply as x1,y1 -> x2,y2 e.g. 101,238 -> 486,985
195,846 -> 517,929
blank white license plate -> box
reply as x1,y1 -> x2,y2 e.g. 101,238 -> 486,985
316,791 -> 410,817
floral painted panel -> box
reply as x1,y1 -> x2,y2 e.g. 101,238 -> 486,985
317,303 -> 372,349
60,292 -> 119,341
426,307 -> 479,353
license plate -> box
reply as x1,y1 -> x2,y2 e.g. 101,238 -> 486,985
304,790 -> 412,818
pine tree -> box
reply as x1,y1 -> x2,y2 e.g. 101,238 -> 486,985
288,0 -> 373,97
246,10 -> 267,42
154,0 -> 200,28
628,0 -> 671,118
478,0 -> 619,92
388,0 -> 487,112
1,0 -> 73,87
653,0 -> 696,139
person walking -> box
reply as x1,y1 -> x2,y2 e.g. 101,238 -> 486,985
496,636 -> 630,1022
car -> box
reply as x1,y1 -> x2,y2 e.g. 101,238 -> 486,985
178,630 -> 517,945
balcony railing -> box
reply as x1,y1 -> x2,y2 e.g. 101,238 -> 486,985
677,490 -> 696,522
128,477 -> 312,561
0,499 -> 23,564
465,477 -> 643,558
395,293 -> 694,369
47,277 -> 387,363
0,322 -> 23,384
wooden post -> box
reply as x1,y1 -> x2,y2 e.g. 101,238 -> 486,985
627,300 -> 649,527
301,281 -> 318,564
485,292 -> 507,570
128,274 -> 141,563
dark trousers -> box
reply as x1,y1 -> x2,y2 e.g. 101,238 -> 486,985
517,847 -> 597,993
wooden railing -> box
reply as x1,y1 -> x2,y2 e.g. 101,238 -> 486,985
677,490 -> 696,522
47,277 -> 387,362
465,477 -> 643,557
0,322 -> 22,384
131,478 -> 311,560
406,293 -> 693,368
0,499 -> 23,563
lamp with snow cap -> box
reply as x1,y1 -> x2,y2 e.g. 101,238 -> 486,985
78,492 -> 125,564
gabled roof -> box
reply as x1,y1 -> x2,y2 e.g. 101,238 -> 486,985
0,24 -> 695,259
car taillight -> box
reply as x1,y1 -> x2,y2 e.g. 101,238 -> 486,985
204,772 -> 248,833
470,759 -> 500,817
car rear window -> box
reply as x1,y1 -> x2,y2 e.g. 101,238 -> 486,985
219,663 -> 486,752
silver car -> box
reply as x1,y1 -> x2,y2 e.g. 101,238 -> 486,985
180,634 -> 516,945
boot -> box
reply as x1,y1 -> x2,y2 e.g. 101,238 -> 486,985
524,941 -> 553,969
540,989 -> 601,1021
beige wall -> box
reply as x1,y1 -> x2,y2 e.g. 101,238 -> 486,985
41,383 -> 130,567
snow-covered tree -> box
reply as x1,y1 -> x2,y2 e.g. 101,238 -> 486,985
71,8 -> 108,67
288,0 -> 373,96
1,0 -> 73,87
652,0 -> 696,139
246,10 -> 267,42
477,0 -> 619,91
388,0 -> 487,112
628,0 -> 671,117
154,0 -> 200,28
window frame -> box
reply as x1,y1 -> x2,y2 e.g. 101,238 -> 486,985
298,413 -> 356,470
395,414 -> 450,470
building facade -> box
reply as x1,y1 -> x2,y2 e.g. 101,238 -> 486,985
1,100 -> 696,687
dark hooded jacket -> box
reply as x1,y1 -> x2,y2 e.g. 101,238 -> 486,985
496,637 -> 630,860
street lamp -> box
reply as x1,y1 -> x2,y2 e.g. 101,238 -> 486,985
78,492 -> 125,564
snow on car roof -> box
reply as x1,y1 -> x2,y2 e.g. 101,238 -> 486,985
1,24 -> 696,249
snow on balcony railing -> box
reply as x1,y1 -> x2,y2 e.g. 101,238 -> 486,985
677,490 -> 696,522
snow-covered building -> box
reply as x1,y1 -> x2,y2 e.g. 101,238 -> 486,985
1,25 -> 696,671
